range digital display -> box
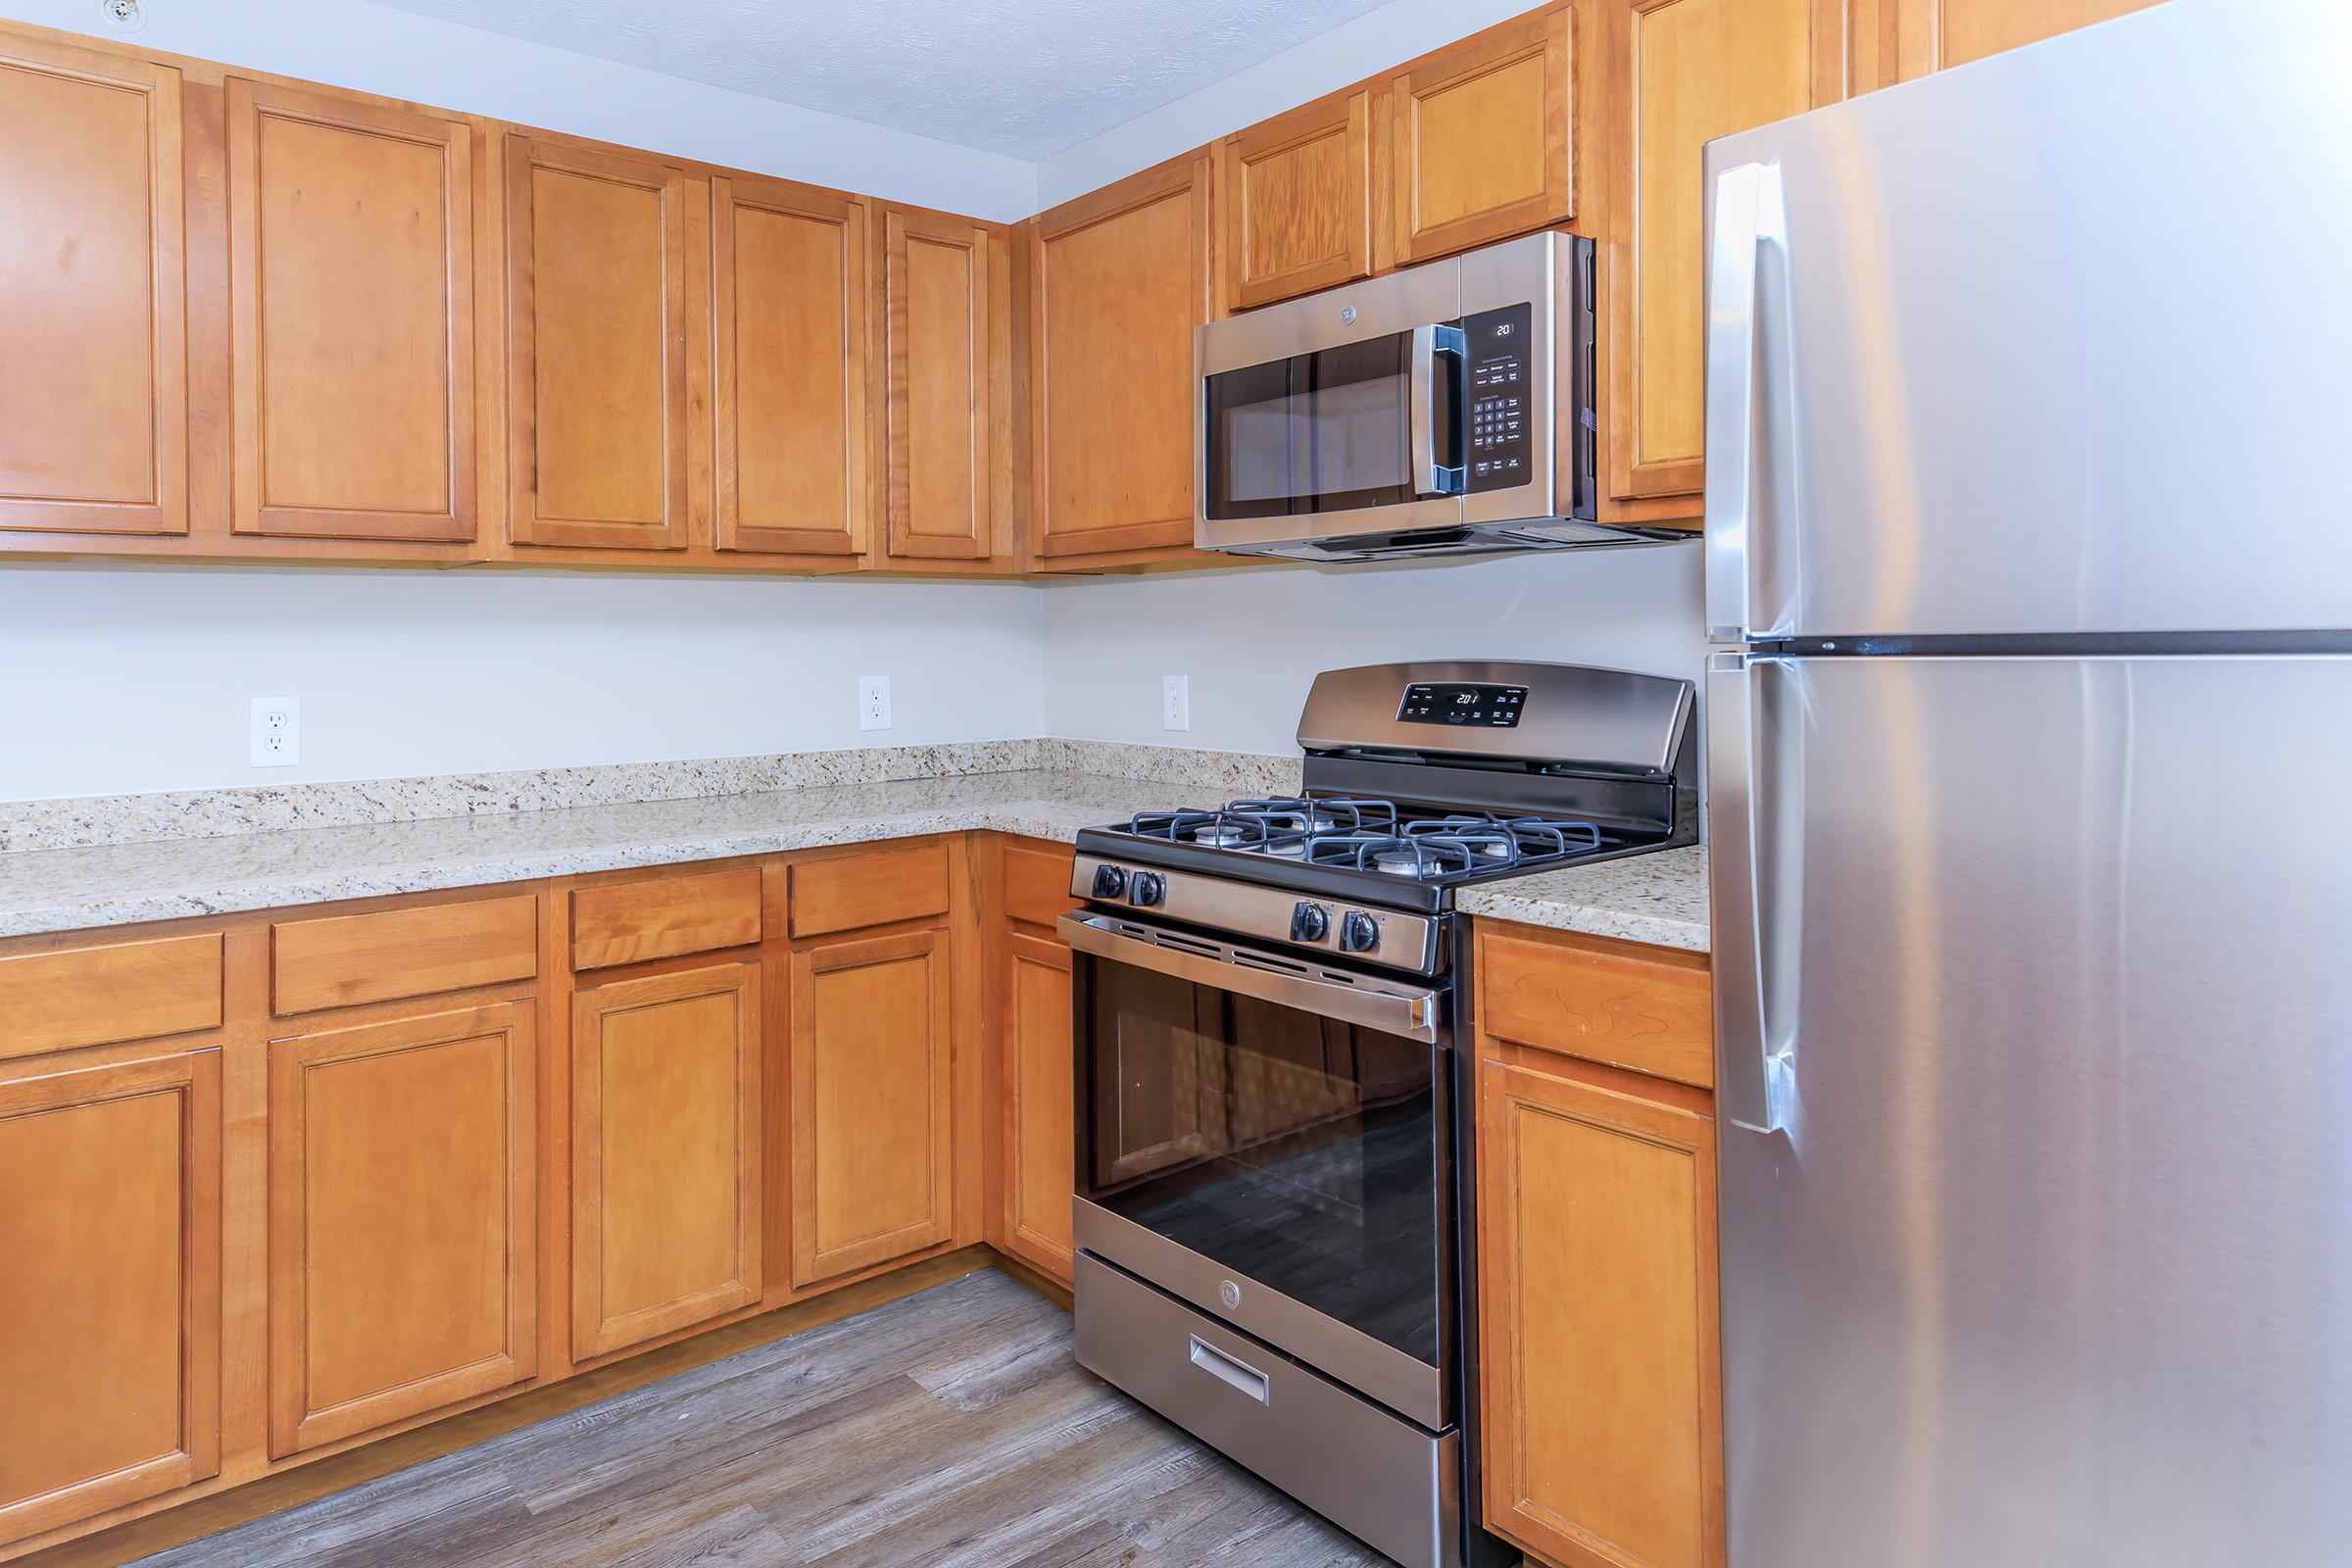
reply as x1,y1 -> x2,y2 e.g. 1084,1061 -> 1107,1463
1397,683 -> 1527,729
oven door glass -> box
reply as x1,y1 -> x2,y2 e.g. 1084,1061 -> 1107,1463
1202,331 -> 1456,522
1076,955 -> 1446,1367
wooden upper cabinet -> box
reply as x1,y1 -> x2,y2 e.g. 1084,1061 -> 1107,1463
1391,6 -> 1575,266
267,1002 -> 535,1456
1899,0 -> 2166,74
0,36 -> 186,537
1216,89 -> 1374,312
505,135 -> 692,550
1606,0 -> 1850,502
879,207 -> 996,563
789,925 -> 956,1286
1030,153 -> 1212,564
711,175 -> 867,557
225,79 -> 475,542
0,1050 -> 220,1544
571,963 -> 760,1359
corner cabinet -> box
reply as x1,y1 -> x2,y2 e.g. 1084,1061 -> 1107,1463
504,134 -> 694,552
0,35 -> 187,537
1028,151 -> 1214,568
1602,0 -> 1853,506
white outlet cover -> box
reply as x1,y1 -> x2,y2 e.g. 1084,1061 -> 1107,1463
858,674 -> 892,731
1162,674 -> 1191,732
250,696 -> 300,767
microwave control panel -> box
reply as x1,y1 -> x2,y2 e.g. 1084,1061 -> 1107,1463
1464,303 -> 1533,492
1398,682 -> 1527,728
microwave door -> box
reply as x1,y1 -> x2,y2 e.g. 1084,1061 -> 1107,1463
1200,332 -> 1461,521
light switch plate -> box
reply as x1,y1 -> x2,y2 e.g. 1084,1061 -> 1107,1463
250,696 -> 300,767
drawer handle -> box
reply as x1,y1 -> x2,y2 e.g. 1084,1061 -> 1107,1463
1188,1335 -> 1271,1406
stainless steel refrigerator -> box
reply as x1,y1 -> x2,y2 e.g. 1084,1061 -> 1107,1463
1702,1 -> 2352,1563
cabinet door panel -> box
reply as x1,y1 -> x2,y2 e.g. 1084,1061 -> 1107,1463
571,963 -> 760,1358
1609,0 -> 1847,501
1030,156 -> 1210,563
1217,90 -> 1372,311
506,135 -> 690,550
1478,1055 -> 1722,1568
227,79 -> 475,541
713,176 -> 866,556
1001,930 -> 1074,1284
882,209 -> 991,561
1914,0 -> 2165,72
1391,7 -> 1574,265
0,1051 -> 219,1544
790,927 -> 954,1284
268,1003 -> 535,1456
0,37 -> 185,536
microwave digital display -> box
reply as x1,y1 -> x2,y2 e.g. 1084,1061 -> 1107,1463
1398,682 -> 1526,728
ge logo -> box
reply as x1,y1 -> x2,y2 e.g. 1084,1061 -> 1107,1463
1339,305 -> 1357,326
1219,1280 -> 1243,1310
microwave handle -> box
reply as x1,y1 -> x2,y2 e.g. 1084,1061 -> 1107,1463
1409,323 -> 1467,499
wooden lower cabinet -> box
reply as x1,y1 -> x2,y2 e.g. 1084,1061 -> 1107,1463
570,963 -> 762,1358
998,929 -> 1075,1283
788,926 -> 956,1286
1476,1049 -> 1722,1568
267,1003 -> 536,1456
0,1050 -> 220,1543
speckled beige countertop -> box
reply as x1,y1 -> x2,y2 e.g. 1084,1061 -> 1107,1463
0,759 -> 1711,949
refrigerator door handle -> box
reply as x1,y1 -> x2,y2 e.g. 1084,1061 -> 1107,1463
1709,652 -> 1794,1133
1703,161 -> 1788,644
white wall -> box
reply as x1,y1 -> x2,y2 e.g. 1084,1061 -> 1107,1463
0,566 -> 1045,801
1034,0 -> 1536,208
0,0 -> 1037,219
1041,547 -> 1708,756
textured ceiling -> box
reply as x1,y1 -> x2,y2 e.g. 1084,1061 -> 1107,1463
364,0 -> 1395,159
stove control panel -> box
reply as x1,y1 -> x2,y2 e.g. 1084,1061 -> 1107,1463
1397,681 -> 1527,729
1068,856 -> 1442,975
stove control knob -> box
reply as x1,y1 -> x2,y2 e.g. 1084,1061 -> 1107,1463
1129,871 -> 1167,908
1340,909 -> 1382,955
1090,863 -> 1129,901
1290,902 -> 1331,943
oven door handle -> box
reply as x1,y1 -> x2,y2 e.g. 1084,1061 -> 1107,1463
1057,913 -> 1442,1044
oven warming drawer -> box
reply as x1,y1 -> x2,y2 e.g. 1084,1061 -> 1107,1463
1075,1251 -> 1462,1568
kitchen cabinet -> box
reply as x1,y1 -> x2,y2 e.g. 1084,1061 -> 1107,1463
878,207 -> 1004,564
1028,151 -> 1213,566
0,1049 -> 220,1544
267,1002 -> 536,1455
1000,929 -> 1075,1283
225,79 -> 477,542
1602,0 -> 1852,504
1389,5 -> 1575,266
1215,88 -> 1375,312
788,925 -> 956,1285
1474,919 -> 1721,1568
0,34 -> 186,537
1892,0 -> 2166,75
570,963 -> 761,1358
710,175 -> 868,558
504,134 -> 693,551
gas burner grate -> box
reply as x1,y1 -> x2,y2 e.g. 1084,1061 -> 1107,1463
1114,795 -> 1610,882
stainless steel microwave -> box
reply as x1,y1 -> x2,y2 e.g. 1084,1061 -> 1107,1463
1195,231 -> 1681,562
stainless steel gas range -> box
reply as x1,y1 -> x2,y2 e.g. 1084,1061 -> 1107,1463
1062,661 -> 1697,1568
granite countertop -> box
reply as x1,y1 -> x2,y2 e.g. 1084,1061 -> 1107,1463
0,766 -> 1712,951
1457,844 -> 1710,954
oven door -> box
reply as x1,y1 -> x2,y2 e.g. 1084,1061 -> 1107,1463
1062,911 -> 1456,1431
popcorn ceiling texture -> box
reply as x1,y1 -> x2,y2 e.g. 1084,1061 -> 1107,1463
365,0 -> 1391,158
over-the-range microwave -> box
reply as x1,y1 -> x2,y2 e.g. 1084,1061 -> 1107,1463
1195,231 -> 1682,562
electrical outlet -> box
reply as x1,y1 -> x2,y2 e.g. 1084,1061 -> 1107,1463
250,696 -> 300,767
858,675 -> 892,731
1162,674 -> 1191,732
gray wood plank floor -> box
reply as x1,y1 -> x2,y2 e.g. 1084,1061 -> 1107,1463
132,1270 -> 1395,1568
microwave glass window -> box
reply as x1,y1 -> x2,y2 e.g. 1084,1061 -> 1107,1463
1203,333 -> 1426,520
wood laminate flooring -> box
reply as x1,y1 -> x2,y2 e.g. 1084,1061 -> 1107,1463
127,1268 -> 1393,1568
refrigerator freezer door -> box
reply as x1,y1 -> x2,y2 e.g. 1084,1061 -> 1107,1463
1703,0 -> 2352,640
1711,653 -> 2352,1568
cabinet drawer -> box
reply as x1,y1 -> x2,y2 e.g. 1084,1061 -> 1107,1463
272,896 -> 539,1016
572,868 -> 763,970
1477,925 -> 1713,1088
1002,839 -> 1078,929
0,933 -> 223,1060
788,843 -> 951,938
